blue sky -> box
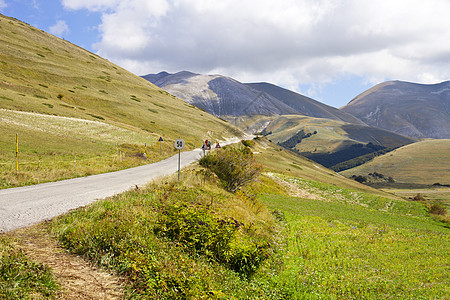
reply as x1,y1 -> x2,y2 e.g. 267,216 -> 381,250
1,0 -> 450,108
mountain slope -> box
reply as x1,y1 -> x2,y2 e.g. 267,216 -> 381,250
143,71 -> 299,116
341,139 -> 450,185
341,80 -> 450,139
143,71 -> 364,124
0,14 -> 242,187
247,82 -> 364,124
0,14 -> 241,146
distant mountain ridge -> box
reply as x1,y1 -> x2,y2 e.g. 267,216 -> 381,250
142,71 -> 364,124
341,80 -> 450,139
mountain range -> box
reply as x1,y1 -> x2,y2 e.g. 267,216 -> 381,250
341,80 -> 450,139
142,71 -> 363,124
143,71 -> 436,169
143,72 -> 450,140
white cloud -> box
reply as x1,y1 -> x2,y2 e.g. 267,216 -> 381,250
49,20 -> 70,37
62,0 -> 450,90
0,0 -> 7,10
62,0 -> 122,11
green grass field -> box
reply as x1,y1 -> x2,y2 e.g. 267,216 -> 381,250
259,175 -> 449,299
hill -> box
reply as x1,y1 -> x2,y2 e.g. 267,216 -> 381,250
257,115 -> 416,168
341,139 -> 450,185
0,14 -> 241,188
341,80 -> 450,139
143,71 -> 363,124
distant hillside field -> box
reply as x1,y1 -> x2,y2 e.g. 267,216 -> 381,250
0,14 -> 241,187
255,115 -> 416,168
341,139 -> 450,185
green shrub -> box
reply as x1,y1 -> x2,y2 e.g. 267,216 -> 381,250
199,146 -> 262,193
241,139 -> 255,148
154,202 -> 271,277
429,203 -> 447,216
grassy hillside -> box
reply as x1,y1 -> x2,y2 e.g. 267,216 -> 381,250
247,115 -> 416,169
0,14 -> 241,188
259,115 -> 415,153
341,139 -> 450,185
250,137 -> 394,197
3,139 -> 445,299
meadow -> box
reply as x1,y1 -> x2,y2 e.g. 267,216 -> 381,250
341,139 -> 450,185
261,175 -> 449,299
1,140 -> 449,299
0,109 -> 178,189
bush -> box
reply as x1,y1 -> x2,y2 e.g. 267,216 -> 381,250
412,193 -> 425,201
351,175 -> 367,183
241,139 -> 255,148
199,146 -> 262,193
429,203 -> 447,216
154,202 -> 271,278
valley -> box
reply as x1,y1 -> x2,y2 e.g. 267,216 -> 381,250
0,13 -> 449,299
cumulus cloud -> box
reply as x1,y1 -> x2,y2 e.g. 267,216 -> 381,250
62,0 -> 450,89
0,0 -> 7,10
49,20 -> 70,37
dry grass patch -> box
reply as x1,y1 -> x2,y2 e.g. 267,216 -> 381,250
6,223 -> 124,299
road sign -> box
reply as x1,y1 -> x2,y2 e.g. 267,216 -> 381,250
174,138 -> 185,150
174,138 -> 185,180
158,137 -> 164,155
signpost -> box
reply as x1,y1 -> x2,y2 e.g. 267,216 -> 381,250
15,133 -> 18,175
158,137 -> 163,155
174,138 -> 185,180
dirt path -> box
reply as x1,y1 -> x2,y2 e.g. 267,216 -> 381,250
7,223 -> 124,299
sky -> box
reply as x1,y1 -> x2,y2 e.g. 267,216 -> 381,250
1,0 -> 450,108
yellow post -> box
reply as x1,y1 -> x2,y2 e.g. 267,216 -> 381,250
15,133 -> 18,175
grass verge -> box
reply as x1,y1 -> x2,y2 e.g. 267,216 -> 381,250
0,235 -> 60,299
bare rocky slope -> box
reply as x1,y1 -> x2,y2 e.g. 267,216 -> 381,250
142,71 -> 364,124
341,80 -> 450,139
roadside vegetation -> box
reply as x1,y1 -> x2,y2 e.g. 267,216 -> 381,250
49,144 -> 283,298
0,236 -> 59,299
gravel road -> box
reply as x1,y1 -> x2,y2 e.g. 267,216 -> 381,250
0,148 -> 205,233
